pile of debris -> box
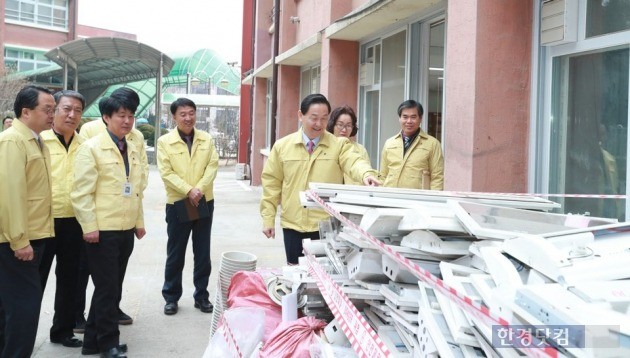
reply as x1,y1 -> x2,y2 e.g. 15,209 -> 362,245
293,183 -> 630,357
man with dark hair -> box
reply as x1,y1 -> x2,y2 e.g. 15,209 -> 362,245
380,99 -> 444,190
39,90 -> 86,348
71,89 -> 146,358
75,87 -> 148,328
157,97 -> 218,315
2,115 -> 13,130
260,94 -> 380,265
0,85 -> 55,357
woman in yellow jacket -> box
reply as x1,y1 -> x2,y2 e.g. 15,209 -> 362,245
260,94 -> 380,265
71,92 -> 145,358
326,105 -> 371,185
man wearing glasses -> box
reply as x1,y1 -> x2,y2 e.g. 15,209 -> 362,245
0,85 -> 55,357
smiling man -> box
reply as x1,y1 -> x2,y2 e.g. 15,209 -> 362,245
260,93 -> 380,265
39,90 -> 86,349
380,100 -> 444,190
71,90 -> 146,358
157,98 -> 218,316
0,85 -> 55,357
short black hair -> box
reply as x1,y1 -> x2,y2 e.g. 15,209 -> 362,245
170,97 -> 197,115
327,105 -> 358,137
14,85 -> 52,119
110,87 -> 140,110
3,116 -> 13,125
53,90 -> 86,109
300,93 -> 331,115
397,100 -> 424,117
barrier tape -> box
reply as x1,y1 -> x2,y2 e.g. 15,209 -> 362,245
304,249 -> 391,358
446,190 -> 627,199
221,315 -> 243,358
306,190 -> 561,358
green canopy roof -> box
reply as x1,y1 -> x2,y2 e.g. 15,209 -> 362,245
81,48 -> 240,118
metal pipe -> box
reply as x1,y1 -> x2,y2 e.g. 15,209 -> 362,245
154,53 -> 164,164
270,0 -> 280,146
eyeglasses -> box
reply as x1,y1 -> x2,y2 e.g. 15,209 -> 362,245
36,106 -> 55,116
335,122 -> 354,131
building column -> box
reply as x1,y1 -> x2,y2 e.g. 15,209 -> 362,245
320,38 -> 360,110
444,0 -> 533,193
250,78 -> 270,186
276,65 -> 302,138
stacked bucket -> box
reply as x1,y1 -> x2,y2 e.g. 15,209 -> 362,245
210,251 -> 257,335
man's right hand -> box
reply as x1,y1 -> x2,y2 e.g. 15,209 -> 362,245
188,188 -> 204,207
14,245 -> 34,261
83,231 -> 99,243
262,228 -> 275,239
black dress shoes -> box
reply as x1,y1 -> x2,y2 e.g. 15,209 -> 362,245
164,301 -> 178,315
194,299 -> 213,313
82,343 -> 127,356
118,308 -> 133,325
51,336 -> 83,347
100,346 -> 127,358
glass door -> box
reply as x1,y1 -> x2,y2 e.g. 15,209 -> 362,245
548,46 -> 629,220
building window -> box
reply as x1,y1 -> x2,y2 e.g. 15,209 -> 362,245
586,0 -> 630,37
359,29 -> 407,169
299,64 -> 320,101
5,0 -> 68,30
3,47 -> 54,73
548,46 -> 628,220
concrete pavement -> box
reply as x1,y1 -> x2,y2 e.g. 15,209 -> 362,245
33,163 -> 286,357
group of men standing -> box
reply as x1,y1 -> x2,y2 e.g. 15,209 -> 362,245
260,94 -> 444,265
0,85 -> 218,358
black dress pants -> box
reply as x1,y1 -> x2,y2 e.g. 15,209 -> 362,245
82,230 -> 134,353
38,217 -> 82,340
0,240 -> 45,358
282,228 -> 319,265
162,200 -> 214,303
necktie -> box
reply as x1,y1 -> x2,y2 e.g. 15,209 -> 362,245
183,135 -> 193,154
36,137 -> 43,151
117,140 -> 126,154
403,136 -> 411,152
307,140 -> 314,155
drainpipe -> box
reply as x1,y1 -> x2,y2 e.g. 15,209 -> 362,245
270,0 -> 280,146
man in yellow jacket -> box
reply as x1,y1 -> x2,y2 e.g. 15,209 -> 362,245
39,90 -> 86,348
380,100 -> 444,190
157,98 -> 218,316
0,85 -> 55,357
71,90 -> 145,358
76,88 -> 148,327
260,94 -> 380,265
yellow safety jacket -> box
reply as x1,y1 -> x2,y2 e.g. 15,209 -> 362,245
261,130 -> 377,232
41,129 -> 85,218
0,120 -> 54,250
380,131 -> 444,190
80,119 -> 149,191
344,141 -> 371,186
71,132 -> 144,233
156,129 -> 219,204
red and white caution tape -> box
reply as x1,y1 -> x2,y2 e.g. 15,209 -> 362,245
447,190 -> 628,199
306,190 -> 561,358
304,248 -> 391,358
221,315 -> 243,358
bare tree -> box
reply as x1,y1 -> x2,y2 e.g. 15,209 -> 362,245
0,66 -> 28,118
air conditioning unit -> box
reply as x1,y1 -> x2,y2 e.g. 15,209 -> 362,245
540,0 -> 578,46
359,62 -> 375,86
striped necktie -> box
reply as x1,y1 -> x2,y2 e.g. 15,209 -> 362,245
307,140 -> 314,154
